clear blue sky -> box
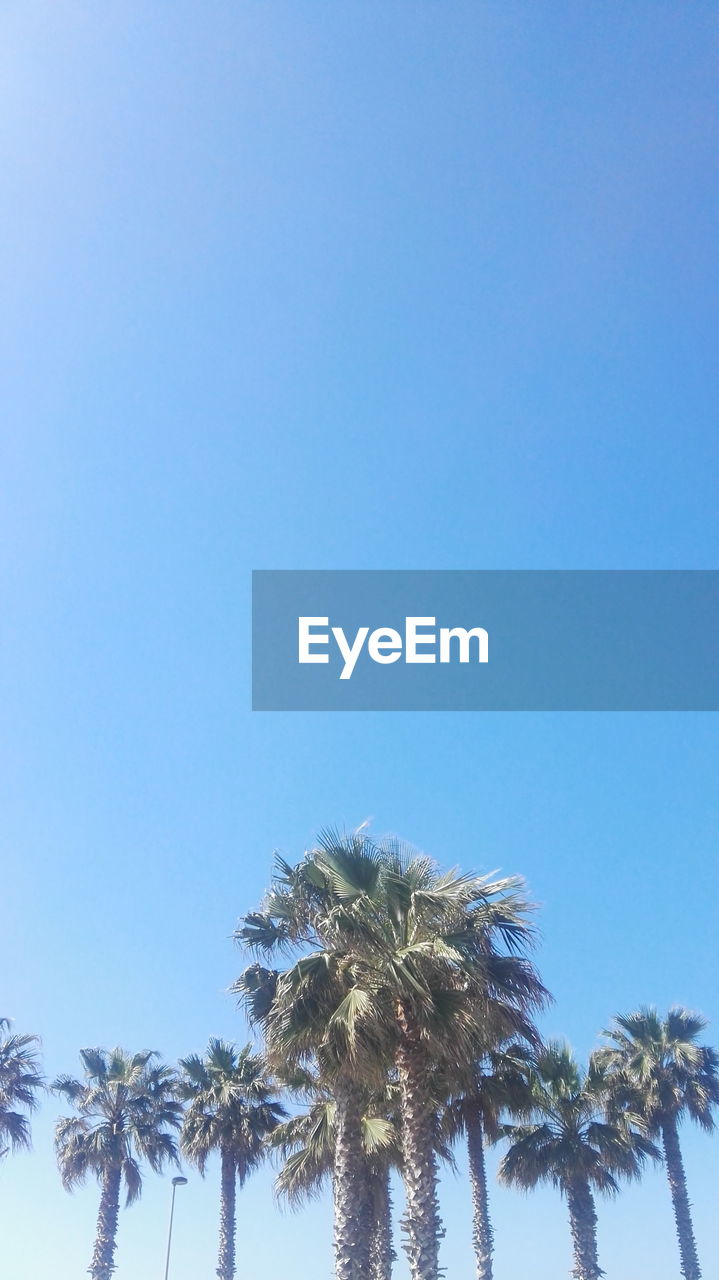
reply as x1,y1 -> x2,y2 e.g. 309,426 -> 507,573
1,3 -> 718,1278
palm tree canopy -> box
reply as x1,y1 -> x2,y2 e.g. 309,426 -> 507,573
0,1019 -> 44,1157
234,829 -> 548,1080
178,1039 -> 285,1183
498,1041 -> 658,1197
53,1048 -> 182,1205
595,1006 -> 719,1136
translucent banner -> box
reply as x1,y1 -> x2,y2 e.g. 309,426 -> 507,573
252,571 -> 719,711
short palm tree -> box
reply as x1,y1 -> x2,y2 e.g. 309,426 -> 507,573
0,1017 -> 44,1159
498,1042 -> 657,1280
270,1091 -> 398,1280
178,1039 -> 286,1280
53,1048 -> 182,1280
442,1040 -> 535,1280
596,1007 -> 719,1280
237,948 -> 386,1280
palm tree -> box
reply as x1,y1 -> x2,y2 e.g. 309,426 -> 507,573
270,1089 -> 398,1280
178,1039 -> 286,1280
235,838 -> 394,1280
0,1017 -> 44,1159
320,832 -> 546,1280
596,1007 -> 719,1280
237,956 -> 385,1280
236,828 -> 547,1280
53,1048 -> 182,1280
498,1041 -> 657,1280
441,1040 -> 535,1280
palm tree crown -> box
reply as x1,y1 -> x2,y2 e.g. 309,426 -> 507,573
53,1048 -> 182,1204
499,1041 -> 655,1196
0,1017 -> 44,1159
596,1006 -> 719,1135
178,1039 -> 285,1179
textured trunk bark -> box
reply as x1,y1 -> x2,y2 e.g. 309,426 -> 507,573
217,1144 -> 237,1280
369,1165 -> 396,1280
566,1179 -> 603,1280
662,1116 -> 702,1280
333,1076 -> 372,1280
396,1002 -> 443,1280
466,1107 -> 494,1280
89,1163 -> 122,1280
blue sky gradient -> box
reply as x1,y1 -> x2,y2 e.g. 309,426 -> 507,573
1,4 -> 718,1278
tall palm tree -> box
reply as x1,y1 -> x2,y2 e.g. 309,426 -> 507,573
53,1048 -> 182,1280
178,1039 -> 286,1280
235,838 -> 394,1280
596,1007 -> 719,1280
498,1042 -> 657,1280
0,1017 -> 44,1160
236,828 -> 547,1280
441,1040 -> 535,1280
318,832 -> 546,1280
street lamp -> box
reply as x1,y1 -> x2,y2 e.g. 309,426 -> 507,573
163,1175 -> 188,1280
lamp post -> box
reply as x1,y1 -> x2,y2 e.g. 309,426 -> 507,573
163,1175 -> 188,1280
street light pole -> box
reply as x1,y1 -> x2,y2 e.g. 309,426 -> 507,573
163,1175 -> 188,1280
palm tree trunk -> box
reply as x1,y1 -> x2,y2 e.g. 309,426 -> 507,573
566,1179 -> 603,1280
369,1165 -> 396,1280
333,1075 -> 372,1280
89,1163 -> 122,1280
467,1107 -> 494,1280
661,1116 -> 701,1280
396,1001 -> 444,1280
217,1144 -> 237,1280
